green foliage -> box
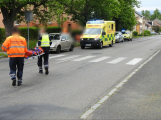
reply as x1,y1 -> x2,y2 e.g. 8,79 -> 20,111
19,27 -> 39,40
144,30 -> 150,35
19,26 -> 61,40
71,30 -> 83,36
159,27 -> 161,32
150,9 -> 161,20
58,0 -> 120,25
152,26 -> 160,33
46,26 -> 61,33
141,10 -> 151,19
133,31 -> 138,36
0,28 -> 6,43
138,34 -> 142,36
114,0 -> 140,31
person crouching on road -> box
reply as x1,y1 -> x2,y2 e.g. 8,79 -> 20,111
38,28 -> 52,75
2,27 -> 28,86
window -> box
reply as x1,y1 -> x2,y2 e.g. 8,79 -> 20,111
111,24 -> 113,30
15,20 -> 19,26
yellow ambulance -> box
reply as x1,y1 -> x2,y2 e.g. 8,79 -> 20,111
80,20 -> 115,49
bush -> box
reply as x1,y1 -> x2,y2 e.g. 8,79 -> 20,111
46,26 -> 61,33
0,28 -> 6,43
144,30 -> 150,36
138,34 -> 142,36
133,31 -> 138,36
19,27 -> 38,40
19,26 -> 61,40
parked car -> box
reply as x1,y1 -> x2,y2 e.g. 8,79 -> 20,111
115,31 -> 124,43
50,33 -> 74,53
150,32 -> 157,35
121,30 -> 132,41
37,33 -> 74,54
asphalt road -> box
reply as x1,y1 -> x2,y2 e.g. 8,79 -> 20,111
89,42 -> 161,120
0,35 -> 161,119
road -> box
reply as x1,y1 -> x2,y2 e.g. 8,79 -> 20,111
0,35 -> 161,119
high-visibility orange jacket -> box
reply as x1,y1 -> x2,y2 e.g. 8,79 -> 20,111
2,34 -> 28,58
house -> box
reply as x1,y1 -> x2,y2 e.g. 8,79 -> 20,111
145,20 -> 152,32
152,18 -> 161,27
133,11 -> 146,34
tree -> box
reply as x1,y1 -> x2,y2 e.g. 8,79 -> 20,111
152,26 -> 160,33
57,0 -> 120,26
141,10 -> 151,19
114,0 -> 140,31
150,9 -> 161,20
0,0 -> 52,37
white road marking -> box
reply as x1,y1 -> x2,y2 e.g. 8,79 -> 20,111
107,57 -> 126,64
103,48 -> 113,51
126,58 -> 143,65
89,56 -> 110,63
72,56 -> 95,61
80,50 -> 161,119
49,55 -> 65,59
57,55 -> 80,61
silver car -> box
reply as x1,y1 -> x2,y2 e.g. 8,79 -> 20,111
49,33 -> 74,53
115,31 -> 124,43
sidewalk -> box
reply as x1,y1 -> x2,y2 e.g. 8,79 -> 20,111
90,51 -> 161,119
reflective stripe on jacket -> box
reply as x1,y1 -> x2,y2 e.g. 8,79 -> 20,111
2,34 -> 28,57
40,35 -> 50,47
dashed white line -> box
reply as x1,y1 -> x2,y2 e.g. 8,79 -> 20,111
49,55 -> 66,59
126,58 -> 143,65
72,56 -> 95,61
89,56 -> 110,63
57,55 -> 80,61
107,57 -> 126,64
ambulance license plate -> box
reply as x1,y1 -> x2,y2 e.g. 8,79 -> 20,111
86,44 -> 91,46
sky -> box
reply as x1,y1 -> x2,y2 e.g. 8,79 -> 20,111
135,0 -> 161,11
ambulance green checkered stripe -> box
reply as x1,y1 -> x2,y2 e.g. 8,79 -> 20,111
107,34 -> 114,41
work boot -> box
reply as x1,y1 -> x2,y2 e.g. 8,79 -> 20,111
12,80 -> 16,86
39,67 -> 43,74
45,67 -> 49,75
39,70 -> 43,74
17,80 -> 22,86
17,83 -> 22,86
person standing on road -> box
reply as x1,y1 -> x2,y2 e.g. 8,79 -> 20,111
1,27 -> 28,86
38,28 -> 52,75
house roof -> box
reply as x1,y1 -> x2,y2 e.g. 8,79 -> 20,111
135,11 -> 145,18
153,18 -> 161,26
145,21 -> 151,27
153,21 -> 161,27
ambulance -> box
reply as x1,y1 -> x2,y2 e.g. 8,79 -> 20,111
80,20 -> 116,49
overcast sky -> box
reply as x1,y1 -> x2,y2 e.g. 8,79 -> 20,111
135,0 -> 161,11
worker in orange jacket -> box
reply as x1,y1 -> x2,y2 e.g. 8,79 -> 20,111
2,27 -> 28,86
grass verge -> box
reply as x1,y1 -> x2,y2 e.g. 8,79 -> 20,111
0,53 -> 8,58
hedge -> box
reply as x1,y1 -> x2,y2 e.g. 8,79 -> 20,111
133,31 -> 138,36
0,28 -> 6,43
19,27 -> 39,40
19,26 -> 62,40
144,30 -> 150,36
0,26 -> 81,42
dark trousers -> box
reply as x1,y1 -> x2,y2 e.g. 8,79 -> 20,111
9,57 -> 24,83
38,47 -> 49,69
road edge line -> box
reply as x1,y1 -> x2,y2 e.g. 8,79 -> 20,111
80,49 -> 161,119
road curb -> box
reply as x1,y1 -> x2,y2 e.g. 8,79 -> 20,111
80,49 -> 161,119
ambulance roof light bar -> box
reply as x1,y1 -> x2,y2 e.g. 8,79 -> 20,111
87,20 -> 105,24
